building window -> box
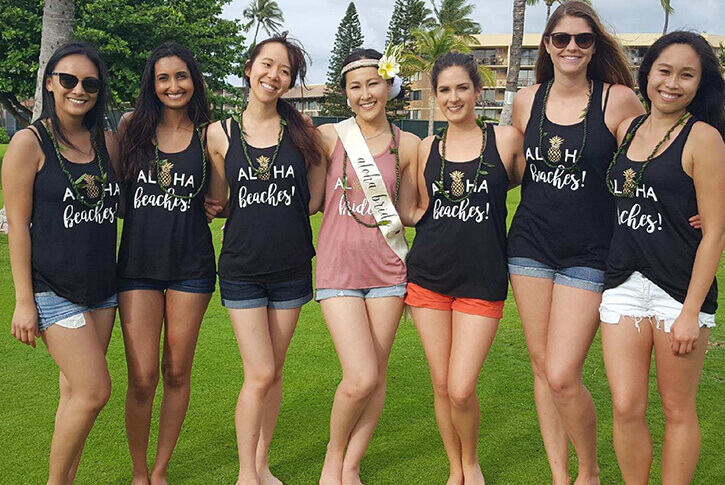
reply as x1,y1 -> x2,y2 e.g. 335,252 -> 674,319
518,69 -> 536,87
474,48 -> 499,65
520,48 -> 538,67
409,90 -> 422,101
409,110 -> 421,120
410,72 -> 422,82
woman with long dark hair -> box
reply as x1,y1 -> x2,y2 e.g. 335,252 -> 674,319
116,42 -> 220,485
315,47 -> 420,485
507,2 -> 645,483
205,34 -> 325,485
2,41 -> 120,483
601,31 -> 725,484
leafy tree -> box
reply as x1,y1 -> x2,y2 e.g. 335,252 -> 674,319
321,2 -> 363,117
386,0 -> 432,49
432,0 -> 481,41
243,0 -> 284,48
660,0 -> 674,35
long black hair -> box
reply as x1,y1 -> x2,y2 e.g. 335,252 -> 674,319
41,41 -> 110,151
639,31 -> 725,139
245,34 -> 323,167
119,42 -> 211,181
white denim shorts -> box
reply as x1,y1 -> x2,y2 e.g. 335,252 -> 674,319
599,271 -> 715,333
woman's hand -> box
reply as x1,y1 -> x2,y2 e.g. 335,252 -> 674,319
689,214 -> 701,229
11,301 -> 39,348
204,197 -> 224,223
669,312 -> 700,356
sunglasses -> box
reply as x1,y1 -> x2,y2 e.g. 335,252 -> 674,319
51,72 -> 102,94
547,32 -> 597,50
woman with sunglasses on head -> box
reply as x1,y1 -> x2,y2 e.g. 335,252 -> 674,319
600,31 -> 725,484
405,52 -> 523,485
2,41 -> 120,484
507,2 -> 646,483
116,42 -> 221,485
315,47 -> 420,485
204,34 -> 325,485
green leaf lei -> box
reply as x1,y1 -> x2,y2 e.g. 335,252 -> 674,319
153,125 -> 208,201
234,108 -> 287,181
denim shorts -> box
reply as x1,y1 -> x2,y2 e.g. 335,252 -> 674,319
118,277 -> 216,294
508,257 -> 604,293
600,271 -> 716,333
316,283 -> 408,302
219,276 -> 313,310
34,291 -> 118,332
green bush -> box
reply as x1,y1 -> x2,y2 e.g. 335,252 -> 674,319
0,127 -> 9,144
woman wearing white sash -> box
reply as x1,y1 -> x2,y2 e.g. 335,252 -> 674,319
315,47 -> 420,485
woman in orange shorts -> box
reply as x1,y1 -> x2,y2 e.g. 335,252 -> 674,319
405,52 -> 522,484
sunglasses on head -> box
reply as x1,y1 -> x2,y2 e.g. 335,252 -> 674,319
51,72 -> 102,94
548,32 -> 597,50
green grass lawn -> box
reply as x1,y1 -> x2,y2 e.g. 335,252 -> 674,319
0,185 -> 723,484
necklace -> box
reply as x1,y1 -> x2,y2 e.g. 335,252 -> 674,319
43,119 -> 107,209
341,121 -> 400,228
154,125 -> 208,200
606,112 -> 692,198
538,79 -> 593,173
237,110 -> 286,181
362,127 -> 386,140
435,120 -> 494,203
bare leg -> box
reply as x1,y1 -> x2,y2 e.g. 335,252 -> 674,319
341,297 -> 404,485
510,274 -> 570,484
602,317 -> 653,485
255,307 -> 301,485
120,290 -> 165,485
448,312 -> 498,485
545,285 -> 602,484
231,307 -> 276,485
411,307 -> 463,485
319,297 -> 378,485
654,325 -> 709,485
44,307 -> 115,485
150,290 -> 211,485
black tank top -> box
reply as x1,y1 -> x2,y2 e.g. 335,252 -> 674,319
30,121 -> 120,305
407,124 -> 509,301
218,118 -> 314,282
604,116 -> 717,313
509,79 -> 617,270
117,129 -> 215,280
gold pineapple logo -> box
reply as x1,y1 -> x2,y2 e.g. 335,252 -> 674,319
622,168 -> 637,198
352,178 -> 362,192
256,155 -> 271,180
83,174 -> 99,198
548,136 -> 564,163
159,160 -> 174,187
450,171 -> 465,197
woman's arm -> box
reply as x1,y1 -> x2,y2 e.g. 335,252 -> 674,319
604,84 -> 647,137
308,124 -> 336,215
396,131 -> 421,227
2,129 -> 44,347
204,119 -> 230,220
672,123 -> 725,355
493,125 -> 524,189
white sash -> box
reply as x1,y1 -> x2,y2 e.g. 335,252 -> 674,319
334,117 -> 408,265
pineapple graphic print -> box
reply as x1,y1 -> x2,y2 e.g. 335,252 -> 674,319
450,171 -> 465,198
159,161 -> 174,187
547,136 -> 564,164
622,168 -> 637,198
256,155 -> 271,180
83,174 -> 99,199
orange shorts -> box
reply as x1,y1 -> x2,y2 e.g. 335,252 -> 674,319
405,282 -> 504,319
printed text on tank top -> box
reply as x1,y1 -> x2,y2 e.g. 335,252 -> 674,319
61,181 -> 120,229
234,148 -> 298,209
431,161 -> 493,224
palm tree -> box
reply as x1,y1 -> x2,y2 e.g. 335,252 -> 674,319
500,0 -> 526,126
32,0 -> 75,120
242,0 -> 285,48
661,0 -> 674,35
433,0 -> 481,41
403,27 -> 492,135
528,0 -> 591,24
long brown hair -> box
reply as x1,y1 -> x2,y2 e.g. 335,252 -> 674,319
534,1 -> 633,88
245,35 -> 323,167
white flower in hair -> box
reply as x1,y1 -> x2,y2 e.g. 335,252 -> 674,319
378,44 -> 403,80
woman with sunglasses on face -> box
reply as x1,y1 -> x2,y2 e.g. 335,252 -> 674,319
116,42 -> 220,485
205,34 -> 325,485
405,52 -> 523,485
2,41 -> 120,484
315,47 -> 420,485
600,31 -> 725,484
507,3 -> 646,483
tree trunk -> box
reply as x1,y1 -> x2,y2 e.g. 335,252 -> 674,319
32,0 -> 75,121
427,78 -> 436,136
663,11 -> 669,35
0,93 -> 32,128
253,20 -> 261,46
546,5 -> 551,23
500,0 -> 525,126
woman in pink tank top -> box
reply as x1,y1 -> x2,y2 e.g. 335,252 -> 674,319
315,48 -> 420,484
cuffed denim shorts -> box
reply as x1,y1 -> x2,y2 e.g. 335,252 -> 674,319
118,277 -> 216,294
219,276 -> 313,310
508,257 -> 605,293
600,271 -> 715,333
316,283 -> 407,302
34,291 -> 118,332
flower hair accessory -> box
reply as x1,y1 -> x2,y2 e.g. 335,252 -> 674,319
378,44 -> 402,80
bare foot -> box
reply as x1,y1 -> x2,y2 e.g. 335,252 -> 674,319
132,474 -> 151,485
236,474 -> 262,485
573,472 -> 600,485
258,466 -> 283,485
553,475 -> 572,485
462,464 -> 485,485
150,472 -> 168,485
445,474 -> 464,485
341,468 -> 363,485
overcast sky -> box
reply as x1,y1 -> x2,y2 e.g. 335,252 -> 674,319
222,0 -> 724,85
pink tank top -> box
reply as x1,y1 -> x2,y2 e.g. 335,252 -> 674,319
315,127 -> 407,289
